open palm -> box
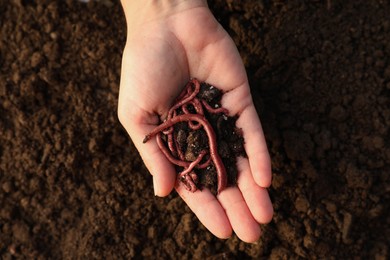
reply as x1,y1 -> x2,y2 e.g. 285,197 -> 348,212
118,1 -> 273,242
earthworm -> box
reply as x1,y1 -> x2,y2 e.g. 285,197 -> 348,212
144,113 -> 227,193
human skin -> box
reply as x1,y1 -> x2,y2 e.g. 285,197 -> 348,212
118,0 -> 273,243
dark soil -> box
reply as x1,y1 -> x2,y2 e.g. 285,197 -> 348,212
144,80 -> 245,194
0,0 -> 389,259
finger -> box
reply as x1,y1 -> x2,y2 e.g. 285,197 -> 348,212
176,184 -> 232,239
217,187 -> 261,243
221,86 -> 272,188
141,132 -> 177,197
237,105 -> 272,188
237,157 -> 274,223
118,103 -> 177,197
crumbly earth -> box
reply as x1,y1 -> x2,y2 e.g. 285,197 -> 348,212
0,0 -> 389,259
156,81 -> 245,194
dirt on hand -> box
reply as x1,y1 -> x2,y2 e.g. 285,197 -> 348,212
143,79 -> 245,195
0,0 -> 389,259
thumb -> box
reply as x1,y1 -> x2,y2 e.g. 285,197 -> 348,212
118,101 -> 176,197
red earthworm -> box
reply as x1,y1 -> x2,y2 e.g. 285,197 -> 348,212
178,150 -> 207,179
156,133 -> 188,167
182,173 -> 198,192
144,113 -> 227,193
167,78 -> 200,119
156,133 -> 210,169
174,136 -> 186,161
201,99 -> 229,115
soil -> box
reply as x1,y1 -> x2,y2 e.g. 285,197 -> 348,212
0,0 -> 389,259
144,80 -> 245,195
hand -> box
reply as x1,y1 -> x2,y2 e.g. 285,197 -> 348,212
118,0 -> 273,243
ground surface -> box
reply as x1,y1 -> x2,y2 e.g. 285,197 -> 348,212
0,0 -> 389,259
